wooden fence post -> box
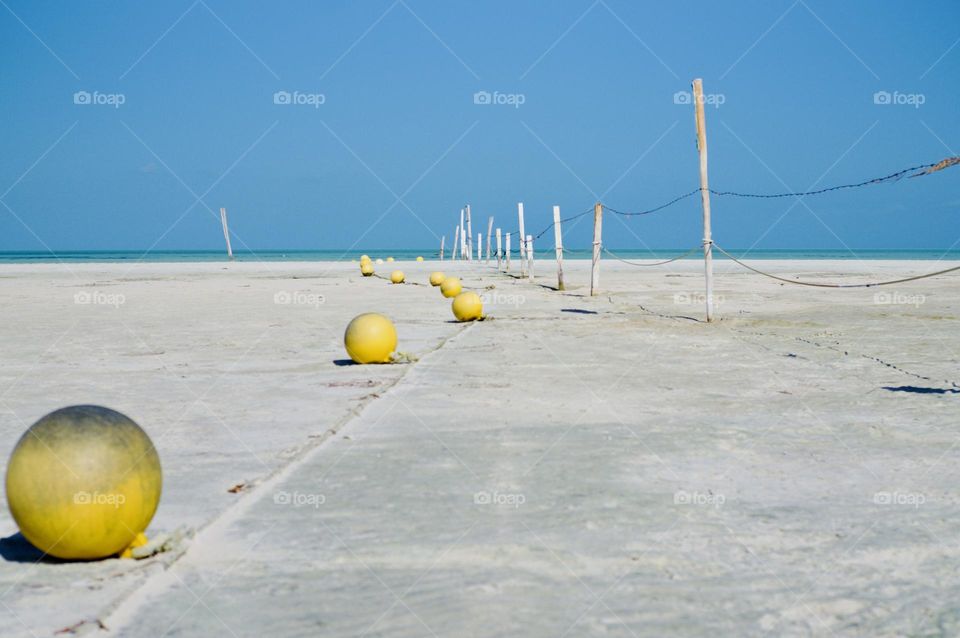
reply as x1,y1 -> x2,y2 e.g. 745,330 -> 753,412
219,207 -> 234,260
517,202 -> 527,276
527,235 -> 534,281
486,217 -> 494,264
505,233 -> 511,272
496,228 -> 502,270
459,209 -> 466,260
692,78 -> 715,322
590,202 -> 602,295
477,233 -> 482,262
465,204 -> 473,261
440,235 -> 445,260
453,224 -> 460,261
553,205 -> 565,291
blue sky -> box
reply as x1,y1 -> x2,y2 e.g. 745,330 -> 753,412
1,0 -> 958,252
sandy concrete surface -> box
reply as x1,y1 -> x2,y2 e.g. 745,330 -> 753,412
0,257 -> 958,637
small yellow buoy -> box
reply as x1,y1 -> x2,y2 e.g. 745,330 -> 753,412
416,256 -> 424,262
390,270 -> 405,284
376,258 -> 384,265
344,313 -> 398,364
360,261 -> 374,277
429,271 -> 445,287
5,405 -> 162,560
452,291 -> 484,321
386,257 -> 395,263
440,276 -> 462,298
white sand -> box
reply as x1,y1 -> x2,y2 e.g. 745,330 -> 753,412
0,258 -> 958,637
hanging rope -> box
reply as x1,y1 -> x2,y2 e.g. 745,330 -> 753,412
602,190 -> 701,217
713,244 -> 960,288
708,157 -> 959,199
603,245 -> 702,267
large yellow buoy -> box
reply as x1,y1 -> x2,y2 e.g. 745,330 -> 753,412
344,313 -> 398,364
452,292 -> 484,321
429,271 -> 445,287
360,261 -> 374,277
416,256 -> 424,262
390,270 -> 405,284
440,276 -> 462,298
6,405 -> 162,560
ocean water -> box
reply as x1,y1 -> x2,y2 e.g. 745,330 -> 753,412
0,248 -> 958,263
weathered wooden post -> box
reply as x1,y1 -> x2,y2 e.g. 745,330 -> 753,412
517,202 -> 526,276
440,235 -> 445,261
526,235 -> 534,281
219,207 -> 234,260
505,232 -> 511,272
459,209 -> 466,260
553,205 -> 565,291
465,204 -> 473,261
453,224 -> 460,261
477,233 -> 482,262
495,228 -> 502,270
590,202 -> 602,295
692,78 -> 715,322
486,217 -> 494,264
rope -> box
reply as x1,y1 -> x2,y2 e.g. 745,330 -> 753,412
709,157 -> 959,199
603,245 -> 701,267
603,189 -> 701,217
713,244 -> 960,288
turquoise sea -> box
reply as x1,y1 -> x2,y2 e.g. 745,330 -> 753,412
0,249 -> 958,263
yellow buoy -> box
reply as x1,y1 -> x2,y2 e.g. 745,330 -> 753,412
376,258 -> 384,265
386,257 -> 395,263
5,405 -> 162,560
429,271 -> 445,287
440,276 -> 462,298
344,313 -> 398,364
452,292 -> 484,321
416,256 -> 424,262
390,270 -> 405,284
360,261 -> 374,277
